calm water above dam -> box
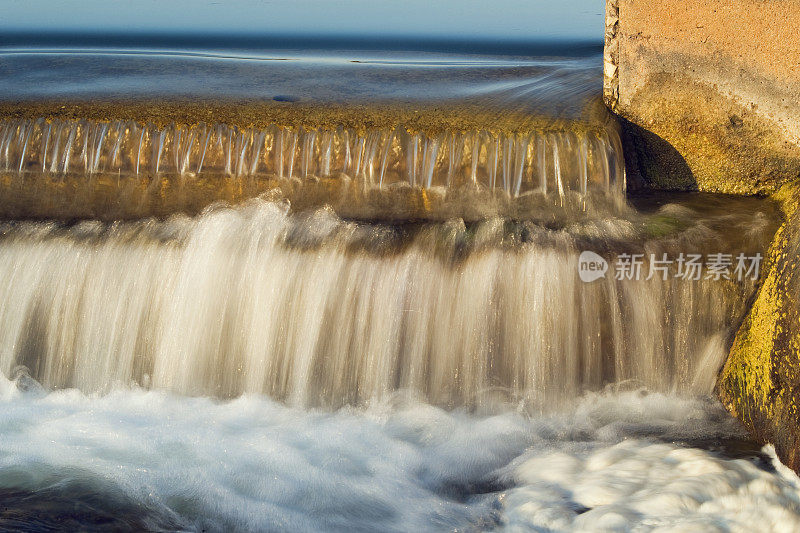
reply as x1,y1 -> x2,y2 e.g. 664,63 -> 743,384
1,31 -> 800,532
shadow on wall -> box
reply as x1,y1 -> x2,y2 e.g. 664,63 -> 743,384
611,75 -> 800,196
617,116 -> 696,193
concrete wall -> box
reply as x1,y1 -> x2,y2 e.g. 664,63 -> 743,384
606,0 -> 800,194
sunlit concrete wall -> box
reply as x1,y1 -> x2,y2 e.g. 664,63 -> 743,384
605,0 -> 800,194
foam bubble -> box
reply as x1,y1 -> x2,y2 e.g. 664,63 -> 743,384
1,378 -> 799,531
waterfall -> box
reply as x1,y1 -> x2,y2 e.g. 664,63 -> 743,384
0,199 -> 755,409
0,118 -> 625,199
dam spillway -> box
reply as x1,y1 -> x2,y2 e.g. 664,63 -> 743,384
0,39 -> 799,532
0,113 -> 761,411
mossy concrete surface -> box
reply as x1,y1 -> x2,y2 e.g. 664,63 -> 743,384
607,0 -> 800,194
0,100 -> 603,138
717,182 -> 800,472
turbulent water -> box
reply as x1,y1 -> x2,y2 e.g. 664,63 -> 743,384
1,40 -> 799,533
0,198 -> 770,408
0,195 -> 793,530
4,380 -> 800,532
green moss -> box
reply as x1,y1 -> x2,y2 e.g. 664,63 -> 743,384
717,180 -> 800,471
642,214 -> 689,238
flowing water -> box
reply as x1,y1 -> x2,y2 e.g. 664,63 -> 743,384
0,198 -> 773,408
0,118 -> 622,196
1,37 -> 800,533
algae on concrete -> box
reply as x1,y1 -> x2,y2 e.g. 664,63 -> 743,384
717,182 -> 800,472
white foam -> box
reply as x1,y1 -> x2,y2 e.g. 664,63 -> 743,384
504,441 -> 800,532
1,377 -> 799,532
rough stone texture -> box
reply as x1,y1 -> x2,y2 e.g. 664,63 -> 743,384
608,0 -> 800,194
717,183 -> 800,472
603,0 -> 620,112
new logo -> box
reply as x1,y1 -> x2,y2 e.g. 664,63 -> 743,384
578,251 -> 608,282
